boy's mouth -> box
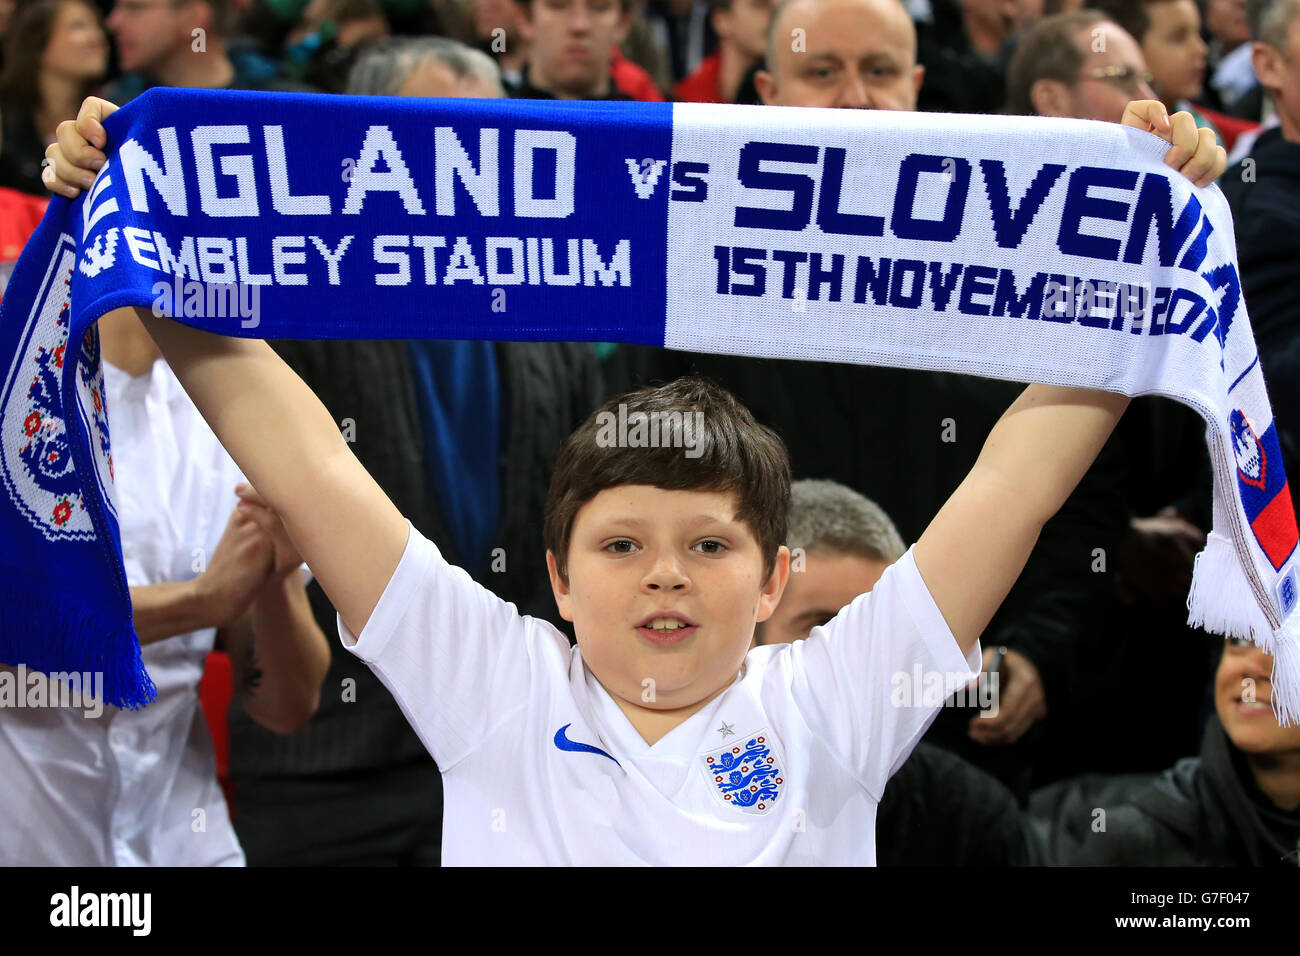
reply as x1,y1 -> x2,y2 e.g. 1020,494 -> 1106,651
636,613 -> 698,646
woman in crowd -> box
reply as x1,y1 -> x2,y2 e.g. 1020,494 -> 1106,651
0,0 -> 108,195
1029,637 -> 1300,866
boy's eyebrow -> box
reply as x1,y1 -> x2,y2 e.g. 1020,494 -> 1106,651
602,514 -> 738,530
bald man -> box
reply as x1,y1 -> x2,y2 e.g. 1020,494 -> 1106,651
755,0 -> 923,108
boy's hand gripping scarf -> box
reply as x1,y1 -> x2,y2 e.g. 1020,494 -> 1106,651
1,89 -> 1296,719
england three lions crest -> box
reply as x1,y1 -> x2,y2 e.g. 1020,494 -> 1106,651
701,731 -> 783,815
1230,409 -> 1267,491
0,236 -> 116,541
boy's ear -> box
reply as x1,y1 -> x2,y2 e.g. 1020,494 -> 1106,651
754,545 -> 791,623
546,549 -> 575,622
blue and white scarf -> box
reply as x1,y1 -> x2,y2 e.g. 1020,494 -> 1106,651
2,88 -> 1297,720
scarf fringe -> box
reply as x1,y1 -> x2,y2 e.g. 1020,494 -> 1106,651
0,575 -> 156,711
1188,532 -> 1300,726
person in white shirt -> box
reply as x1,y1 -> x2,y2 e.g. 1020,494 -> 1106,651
45,92 -> 1223,864
0,308 -> 329,866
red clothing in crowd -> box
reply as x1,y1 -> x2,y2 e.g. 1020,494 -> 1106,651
0,187 -> 48,303
674,52 -> 722,103
610,47 -> 666,102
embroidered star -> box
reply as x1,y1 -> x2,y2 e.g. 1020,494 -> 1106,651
716,721 -> 735,739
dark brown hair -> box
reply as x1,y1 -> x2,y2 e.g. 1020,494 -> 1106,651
544,376 -> 791,585
1006,9 -> 1109,115
0,0 -> 104,115
1088,0 -> 1168,44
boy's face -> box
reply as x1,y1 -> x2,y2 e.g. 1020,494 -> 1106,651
548,485 -> 790,712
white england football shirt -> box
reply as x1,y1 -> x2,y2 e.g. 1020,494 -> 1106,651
340,523 -> 981,865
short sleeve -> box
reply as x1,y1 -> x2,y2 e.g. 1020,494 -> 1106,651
787,546 -> 981,801
338,521 -> 558,769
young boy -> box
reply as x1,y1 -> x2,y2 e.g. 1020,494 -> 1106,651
46,96 -> 1224,864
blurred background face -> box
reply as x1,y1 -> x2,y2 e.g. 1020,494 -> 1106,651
1215,638 -> 1300,756
757,0 -> 924,109
520,0 -> 628,95
475,0 -> 522,44
715,0 -> 772,61
1205,0 -> 1249,49
107,0 -> 197,73
43,0 -> 108,79
1067,21 -> 1157,123
1140,0 -> 1208,103
755,549 -> 888,645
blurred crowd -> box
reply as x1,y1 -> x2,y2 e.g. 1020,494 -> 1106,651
0,0 -> 1298,867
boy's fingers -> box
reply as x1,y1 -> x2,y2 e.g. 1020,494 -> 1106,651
45,143 -> 96,193
1120,99 -> 1169,135
41,159 -> 83,199
1182,129 -> 1227,187
74,96 -> 117,150
55,118 -> 105,174
1162,110 -> 1199,171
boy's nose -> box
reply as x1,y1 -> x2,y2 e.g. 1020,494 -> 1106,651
642,555 -> 690,591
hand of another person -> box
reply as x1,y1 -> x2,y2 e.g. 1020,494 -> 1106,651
196,504 -> 276,628
1120,100 -> 1227,187
968,646 -> 1047,747
235,482 -> 306,580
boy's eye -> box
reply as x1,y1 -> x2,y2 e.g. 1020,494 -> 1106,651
693,539 -> 727,554
605,539 -> 637,554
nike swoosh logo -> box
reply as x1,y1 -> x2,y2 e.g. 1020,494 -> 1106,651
554,723 -> 620,766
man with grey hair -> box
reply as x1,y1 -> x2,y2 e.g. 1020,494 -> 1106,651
346,35 -> 505,97
753,479 -> 1030,866
756,479 -> 903,647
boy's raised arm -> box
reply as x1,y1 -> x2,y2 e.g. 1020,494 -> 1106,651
913,384 -> 1130,658
129,306 -> 409,638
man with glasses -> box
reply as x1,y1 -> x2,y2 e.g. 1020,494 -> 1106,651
104,0 -> 310,102
1006,10 -> 1157,122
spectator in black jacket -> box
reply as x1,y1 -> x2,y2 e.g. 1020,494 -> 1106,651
226,38 -> 606,865
755,479 -> 1030,865
1027,637 -> 1300,866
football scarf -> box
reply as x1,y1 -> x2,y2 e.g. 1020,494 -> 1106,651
1,88 -> 1296,720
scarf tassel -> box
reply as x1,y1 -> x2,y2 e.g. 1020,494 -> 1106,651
1188,531 -> 1300,726
0,574 -> 156,711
